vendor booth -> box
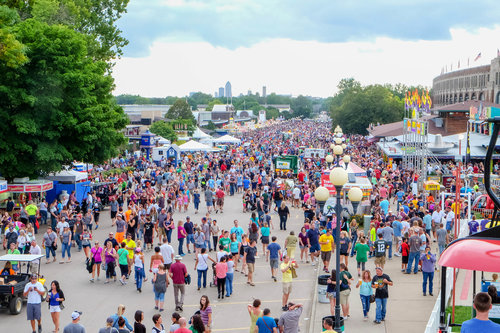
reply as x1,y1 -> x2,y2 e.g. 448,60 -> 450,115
321,162 -> 372,197
5,179 -> 54,205
179,140 -> 220,153
213,134 -> 241,145
152,144 -> 180,166
45,170 -> 90,204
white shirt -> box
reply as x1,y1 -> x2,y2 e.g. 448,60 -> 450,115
293,188 -> 301,199
197,254 -> 209,270
56,221 -> 69,235
432,211 -> 444,224
30,245 -> 42,264
401,221 -> 410,235
446,211 -> 455,223
160,243 -> 174,264
24,281 -> 43,304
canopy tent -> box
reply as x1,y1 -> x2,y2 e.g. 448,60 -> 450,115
46,170 -> 88,183
192,127 -> 212,140
179,140 -> 219,152
213,134 -> 241,144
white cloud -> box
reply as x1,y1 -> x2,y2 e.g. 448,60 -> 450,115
112,25 -> 500,98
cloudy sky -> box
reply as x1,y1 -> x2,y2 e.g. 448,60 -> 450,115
112,0 -> 500,98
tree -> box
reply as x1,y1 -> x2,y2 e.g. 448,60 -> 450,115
188,92 -> 213,109
206,98 -> 222,111
203,121 -> 217,131
266,107 -> 279,120
291,95 -> 312,119
0,19 -> 127,180
149,121 -> 177,142
0,5 -> 27,68
166,99 -> 195,124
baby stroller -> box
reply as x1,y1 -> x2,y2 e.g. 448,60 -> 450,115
209,262 -> 217,287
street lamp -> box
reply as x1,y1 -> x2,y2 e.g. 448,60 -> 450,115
342,155 -> 351,170
333,145 -> 343,156
325,154 -> 334,168
348,186 -> 363,215
329,166 -> 348,332
334,137 -> 342,145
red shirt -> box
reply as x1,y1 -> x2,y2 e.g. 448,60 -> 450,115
298,172 -> 305,182
401,242 -> 410,256
169,262 -> 187,284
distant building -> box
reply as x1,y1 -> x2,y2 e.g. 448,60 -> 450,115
432,55 -> 500,106
225,81 -> 232,99
189,92 -> 196,97
218,87 -> 224,98
262,86 -> 267,98
214,91 -> 218,98
247,90 -> 252,96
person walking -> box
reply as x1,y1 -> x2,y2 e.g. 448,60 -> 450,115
373,233 -> 387,269
436,223 -> 448,255
103,241 -> 118,284
153,264 -> 169,311
284,231 -> 298,259
24,274 -> 44,333
354,236 -> 370,277
280,255 -> 298,311
356,270 -> 373,320
195,248 -> 215,290
379,223 -> 394,259
63,311 -> 85,333
215,256 -> 228,299
266,236 -> 282,282
405,228 -> 422,274
247,299 -> 263,333
170,255 -> 188,312
90,241 -> 103,282
46,280 -> 65,333
319,229 -> 334,273
134,247 -> 145,292
420,246 -> 436,296
255,308 -> 278,333
199,295 -> 213,332
177,221 -> 187,256
339,263 -> 354,319
225,254 -> 234,297
278,202 -> 290,231
244,240 -> 258,286
339,231 -> 351,267
117,242 -> 129,285
371,267 -> 393,324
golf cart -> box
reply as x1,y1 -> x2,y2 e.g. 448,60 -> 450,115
0,254 -> 46,315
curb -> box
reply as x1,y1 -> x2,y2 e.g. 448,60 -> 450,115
308,263 -> 321,333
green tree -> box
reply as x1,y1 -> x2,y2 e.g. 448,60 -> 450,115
0,5 -> 27,67
166,99 -> 195,124
0,19 -> 127,180
149,121 -> 177,142
291,95 -> 312,119
206,98 -> 222,111
188,92 -> 212,110
203,121 -> 216,131
266,107 -> 279,120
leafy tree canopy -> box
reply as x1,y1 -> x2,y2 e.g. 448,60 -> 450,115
149,121 -> 177,142
206,99 -> 222,111
291,95 -> 312,119
166,99 -> 196,124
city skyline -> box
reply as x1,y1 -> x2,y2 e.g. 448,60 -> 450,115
112,1 -> 500,97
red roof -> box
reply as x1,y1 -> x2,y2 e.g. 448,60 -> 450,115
367,115 -> 445,138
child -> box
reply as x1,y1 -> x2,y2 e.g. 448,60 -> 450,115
369,223 -> 377,258
169,312 -> 180,333
215,256 -> 228,299
401,237 -> 409,272
144,217 -> 154,251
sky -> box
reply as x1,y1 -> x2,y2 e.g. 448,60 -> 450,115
112,0 -> 500,98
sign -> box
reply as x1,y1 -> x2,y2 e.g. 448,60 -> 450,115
304,148 -> 326,159
0,180 -> 7,194
276,160 -> 291,169
7,181 -> 53,193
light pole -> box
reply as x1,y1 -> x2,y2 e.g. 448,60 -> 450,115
325,154 -> 334,169
315,137 -> 362,331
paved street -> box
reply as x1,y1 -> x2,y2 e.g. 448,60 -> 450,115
1,194 -> 317,332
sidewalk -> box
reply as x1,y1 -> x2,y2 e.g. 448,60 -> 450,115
310,249 -> 439,332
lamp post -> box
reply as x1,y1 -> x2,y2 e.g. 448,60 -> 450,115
325,154 -> 334,169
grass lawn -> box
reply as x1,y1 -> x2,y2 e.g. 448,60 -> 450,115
445,306 -> 472,332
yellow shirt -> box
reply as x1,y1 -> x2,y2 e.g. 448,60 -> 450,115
281,262 -> 293,283
25,204 -> 38,216
319,234 -> 334,252
324,330 -> 337,333
125,239 -> 136,258
451,202 -> 461,215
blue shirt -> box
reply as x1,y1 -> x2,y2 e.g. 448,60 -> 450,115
423,214 -> 432,230
267,242 -> 281,259
396,191 -> 405,201
230,226 -> 245,242
306,228 -> 320,246
379,200 -> 389,215
243,179 -> 250,189
468,220 -> 479,234
461,318 -> 500,332
256,316 -> 277,333
392,220 -> 402,237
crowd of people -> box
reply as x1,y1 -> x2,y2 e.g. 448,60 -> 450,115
2,118 -> 500,333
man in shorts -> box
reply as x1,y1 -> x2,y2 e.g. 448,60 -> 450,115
266,236 -> 282,282
280,255 -> 298,311
373,233 -> 387,269
24,275 -> 44,333
183,217 -> 195,254
306,223 -> 321,266
244,240 -> 258,286
319,229 -> 334,273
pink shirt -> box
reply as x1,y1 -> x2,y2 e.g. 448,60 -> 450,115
215,262 -> 228,279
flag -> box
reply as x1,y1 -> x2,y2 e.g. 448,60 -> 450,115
474,52 -> 482,61
465,120 -> 471,164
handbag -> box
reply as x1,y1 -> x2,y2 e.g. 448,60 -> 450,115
369,294 -> 376,303
185,273 -> 191,285
290,266 -> 298,279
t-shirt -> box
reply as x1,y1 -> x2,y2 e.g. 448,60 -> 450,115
215,262 -> 228,279
98,327 -> 119,333
230,226 -> 244,242
245,246 -> 257,264
468,220 -> 479,234
319,234 -> 334,252
24,281 -> 44,304
219,237 -> 231,251
372,273 -> 392,298
380,226 -> 394,243
170,262 -> 187,284
196,254 -> 209,270
306,228 -> 319,246
278,307 -> 303,333
436,228 -> 447,245
117,248 -> 128,265
286,235 -> 298,248
256,316 -> 277,333
340,270 -> 352,291
339,237 -> 350,253
125,239 -> 136,258
392,220 -> 402,237
116,219 -> 126,233
160,244 -> 174,264
408,235 -> 422,252
281,262 -> 294,283
63,323 -> 86,333
374,239 -> 386,257
267,242 -> 281,259
460,318 -> 500,332
354,243 -> 370,262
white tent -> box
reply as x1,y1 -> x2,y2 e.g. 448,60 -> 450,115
47,170 -> 88,182
192,127 -> 211,140
179,140 -> 218,152
213,134 -> 241,144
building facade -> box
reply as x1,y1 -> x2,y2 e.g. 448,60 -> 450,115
225,81 -> 232,99
218,87 -> 224,98
432,56 -> 500,107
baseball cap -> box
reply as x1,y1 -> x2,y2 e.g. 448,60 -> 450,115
375,267 -> 383,271
71,311 -> 82,320
106,317 -> 114,324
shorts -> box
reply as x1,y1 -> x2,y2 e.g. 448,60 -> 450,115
186,234 -> 195,244
195,243 -> 205,249
340,289 -> 351,305
247,263 -> 255,273
327,292 -> 336,299
402,255 -> 409,264
217,198 -> 224,206
374,256 -> 386,267
357,261 -> 366,270
206,201 -> 213,207
119,264 -> 128,277
144,234 -> 153,244
82,244 -> 90,248
111,211 -> 117,219
431,223 -> 438,232
310,243 -> 320,253
154,291 -> 165,301
340,252 -> 348,256
321,251 -> 331,262
50,305 -> 61,313
270,258 -> 279,269
27,303 -> 41,321
282,282 -> 292,294
261,236 -> 269,244
299,245 -> 305,250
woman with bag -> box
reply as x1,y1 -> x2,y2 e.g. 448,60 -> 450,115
356,270 -> 374,320
339,263 -> 354,319
194,248 -> 215,290
103,241 -> 118,283
90,241 -> 103,282
47,280 -> 65,333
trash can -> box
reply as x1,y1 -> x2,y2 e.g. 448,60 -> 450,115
318,274 -> 330,303
322,315 -> 344,332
